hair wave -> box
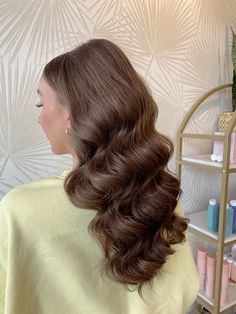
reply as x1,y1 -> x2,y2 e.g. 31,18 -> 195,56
43,38 -> 188,294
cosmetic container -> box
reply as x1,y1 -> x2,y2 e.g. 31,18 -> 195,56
213,131 -> 236,163
207,199 -> 219,232
225,204 -> 233,237
231,200 -> 236,234
221,261 -> 229,305
211,154 -> 217,161
227,256 -> 233,279
231,261 -> 236,282
232,244 -> 236,260
205,253 -> 216,298
197,248 -> 207,290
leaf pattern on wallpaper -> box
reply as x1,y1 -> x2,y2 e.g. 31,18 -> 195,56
116,0 -> 197,74
68,0 -> 129,62
182,34 -> 232,109
226,0 -> 236,34
181,168 -> 221,215
182,0 -> 232,107
85,0 -> 123,30
0,59 -> 71,198
0,0 -> 89,62
195,0 -> 227,39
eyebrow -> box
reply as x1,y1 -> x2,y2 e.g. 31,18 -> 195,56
37,89 -> 42,95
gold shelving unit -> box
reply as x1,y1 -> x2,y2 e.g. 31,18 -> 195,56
176,83 -> 236,313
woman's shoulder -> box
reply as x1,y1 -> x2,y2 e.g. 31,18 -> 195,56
0,172 -> 86,242
1,175 -> 63,203
0,174 -> 68,222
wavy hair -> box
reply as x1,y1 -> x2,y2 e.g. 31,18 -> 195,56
43,38 -> 188,295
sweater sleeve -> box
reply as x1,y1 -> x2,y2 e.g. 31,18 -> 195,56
0,193 -> 11,313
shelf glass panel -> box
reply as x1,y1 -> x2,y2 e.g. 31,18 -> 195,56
187,211 -> 236,244
198,282 -> 236,312
182,154 -> 236,169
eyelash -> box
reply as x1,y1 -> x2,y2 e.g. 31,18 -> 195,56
36,103 -> 43,108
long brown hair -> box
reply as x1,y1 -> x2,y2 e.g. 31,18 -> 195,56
43,38 -> 188,295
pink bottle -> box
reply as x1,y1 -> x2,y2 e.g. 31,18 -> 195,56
221,261 -> 229,305
205,253 -> 216,298
227,256 -> 233,279
231,261 -> 236,282
197,248 -> 207,290
213,132 -> 236,163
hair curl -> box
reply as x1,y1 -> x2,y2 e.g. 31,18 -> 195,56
43,38 -> 188,295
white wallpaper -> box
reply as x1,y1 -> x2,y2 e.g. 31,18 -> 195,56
1,0 -> 236,218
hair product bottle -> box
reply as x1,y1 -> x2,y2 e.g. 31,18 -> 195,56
227,256 -> 233,279
207,199 -> 219,232
231,244 -> 236,260
197,248 -> 207,290
231,261 -> 236,282
205,253 -> 216,298
230,200 -> 236,234
221,261 -> 229,305
225,204 -> 233,237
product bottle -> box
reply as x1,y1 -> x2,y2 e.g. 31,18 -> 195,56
205,253 -> 216,298
225,204 -> 233,237
207,199 -> 219,232
232,244 -> 236,260
221,261 -> 229,305
227,256 -> 233,279
197,248 -> 207,290
231,261 -> 236,282
230,200 -> 236,234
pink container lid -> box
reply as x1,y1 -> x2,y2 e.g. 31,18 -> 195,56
207,253 -> 216,267
197,248 -> 207,258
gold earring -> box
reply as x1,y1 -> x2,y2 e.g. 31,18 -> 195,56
66,128 -> 71,135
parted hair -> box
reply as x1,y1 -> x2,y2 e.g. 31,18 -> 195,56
43,38 -> 188,295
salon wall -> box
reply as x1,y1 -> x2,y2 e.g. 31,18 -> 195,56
1,0 -> 236,215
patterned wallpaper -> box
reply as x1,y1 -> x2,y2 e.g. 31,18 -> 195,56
1,0 -> 236,216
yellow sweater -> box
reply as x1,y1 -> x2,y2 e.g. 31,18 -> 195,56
0,172 -> 199,314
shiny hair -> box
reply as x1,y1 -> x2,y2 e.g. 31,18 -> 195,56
43,38 -> 188,295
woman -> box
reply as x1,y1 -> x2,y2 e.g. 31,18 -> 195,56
0,39 -> 199,314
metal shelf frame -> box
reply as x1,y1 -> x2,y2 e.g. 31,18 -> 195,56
176,83 -> 236,313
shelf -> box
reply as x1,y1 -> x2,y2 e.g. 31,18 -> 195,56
179,133 -> 225,141
176,84 -> 235,314
178,154 -> 236,173
187,211 -> 236,246
198,282 -> 236,312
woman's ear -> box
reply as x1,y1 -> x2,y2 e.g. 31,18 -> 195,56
65,113 -> 72,134
66,115 -> 71,128
63,106 -> 70,124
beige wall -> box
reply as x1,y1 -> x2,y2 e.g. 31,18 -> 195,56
1,0 -> 236,215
